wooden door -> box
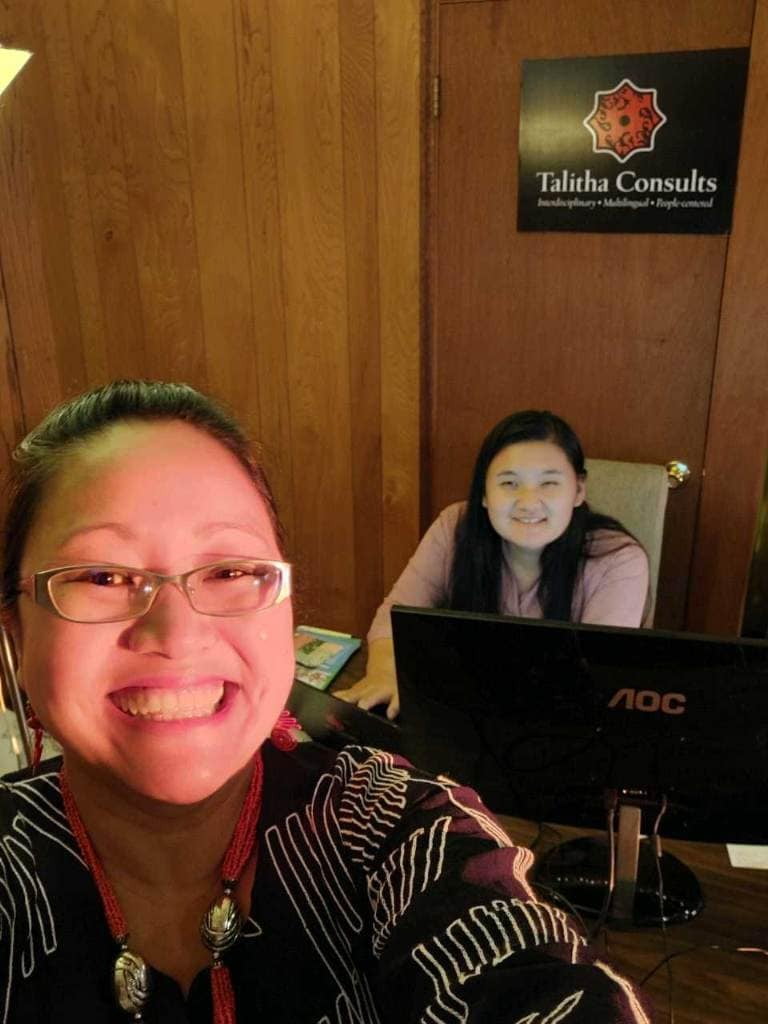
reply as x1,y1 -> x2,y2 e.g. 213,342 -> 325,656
427,0 -> 755,631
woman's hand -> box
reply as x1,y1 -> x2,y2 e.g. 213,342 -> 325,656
335,673 -> 399,719
334,638 -> 399,719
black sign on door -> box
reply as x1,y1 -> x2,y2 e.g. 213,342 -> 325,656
518,49 -> 749,234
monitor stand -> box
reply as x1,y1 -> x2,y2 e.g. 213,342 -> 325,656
534,800 -> 705,927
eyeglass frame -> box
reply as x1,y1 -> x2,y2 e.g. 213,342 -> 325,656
16,559 -> 292,624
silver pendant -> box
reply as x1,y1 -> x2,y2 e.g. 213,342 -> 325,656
113,947 -> 151,1016
200,892 -> 243,953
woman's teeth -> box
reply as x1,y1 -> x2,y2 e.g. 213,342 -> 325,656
112,683 -> 225,721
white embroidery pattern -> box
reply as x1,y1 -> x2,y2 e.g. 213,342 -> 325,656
412,898 -> 588,1024
265,748 -> 589,1024
512,991 -> 585,1024
266,753 -> 382,1024
0,748 -> 644,1024
0,772 -> 83,1024
367,814 -> 451,956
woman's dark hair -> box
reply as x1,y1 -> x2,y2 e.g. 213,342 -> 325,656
449,410 -> 635,621
1,379 -> 283,610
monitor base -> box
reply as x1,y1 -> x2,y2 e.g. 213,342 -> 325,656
534,837 -> 705,927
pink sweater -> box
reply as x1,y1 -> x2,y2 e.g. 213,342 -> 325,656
368,501 -> 650,642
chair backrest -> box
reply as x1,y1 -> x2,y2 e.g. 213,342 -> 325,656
584,458 -> 669,624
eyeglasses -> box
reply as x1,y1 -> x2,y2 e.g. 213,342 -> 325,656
18,559 -> 292,624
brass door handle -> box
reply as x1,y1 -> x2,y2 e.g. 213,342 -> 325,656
666,460 -> 690,489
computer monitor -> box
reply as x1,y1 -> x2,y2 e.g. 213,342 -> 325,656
392,605 -> 768,923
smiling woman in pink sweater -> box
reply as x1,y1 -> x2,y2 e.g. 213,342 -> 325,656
337,410 -> 649,718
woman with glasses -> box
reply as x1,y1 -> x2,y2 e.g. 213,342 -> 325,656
0,381 -> 648,1022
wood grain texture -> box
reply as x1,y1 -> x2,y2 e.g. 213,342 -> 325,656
376,0 -> 422,590
0,0 -> 421,635
687,0 -> 768,634
232,0 -> 295,545
109,0 -> 206,383
62,0 -> 146,381
429,0 -> 755,630
0,0 -> 85,423
177,0 -> 259,425
339,0 -> 384,630
268,0 -> 356,628
0,264 -> 24,501
5,0 -> 88,403
37,3 -> 107,386
500,813 -> 768,1024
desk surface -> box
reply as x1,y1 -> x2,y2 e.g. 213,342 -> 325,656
499,816 -> 767,1024
330,651 -> 767,1022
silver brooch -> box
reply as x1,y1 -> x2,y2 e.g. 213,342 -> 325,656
113,947 -> 151,1018
200,892 -> 243,955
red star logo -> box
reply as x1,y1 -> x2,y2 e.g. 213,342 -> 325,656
583,79 -> 666,163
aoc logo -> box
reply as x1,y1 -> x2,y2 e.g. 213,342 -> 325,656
608,688 -> 686,715
583,78 -> 667,163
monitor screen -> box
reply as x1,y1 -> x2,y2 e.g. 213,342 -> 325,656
392,606 -> 768,844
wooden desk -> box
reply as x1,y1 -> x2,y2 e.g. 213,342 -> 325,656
498,816 -> 768,1024
330,648 -> 367,691
328,650 -> 767,1021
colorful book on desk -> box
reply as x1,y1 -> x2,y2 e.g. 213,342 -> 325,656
293,626 -> 361,690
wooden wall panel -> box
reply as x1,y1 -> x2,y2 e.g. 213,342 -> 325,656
0,0 -> 421,638
376,0 -> 422,588
38,2 -> 110,384
0,267 -> 23,474
177,0 -> 258,425
339,0 -> 384,628
232,0 -> 294,544
109,0 -> 207,383
62,0 -> 148,380
687,0 -> 768,634
268,0 -> 356,625
0,0 -> 86,424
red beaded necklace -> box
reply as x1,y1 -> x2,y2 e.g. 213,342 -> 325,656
60,754 -> 264,1024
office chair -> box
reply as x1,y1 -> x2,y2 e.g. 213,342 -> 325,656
584,458 -> 669,624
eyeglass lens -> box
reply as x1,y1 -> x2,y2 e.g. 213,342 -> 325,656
47,562 -> 284,621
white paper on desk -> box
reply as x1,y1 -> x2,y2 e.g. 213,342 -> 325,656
727,844 -> 768,869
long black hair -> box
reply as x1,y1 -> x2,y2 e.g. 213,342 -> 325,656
449,410 -> 635,621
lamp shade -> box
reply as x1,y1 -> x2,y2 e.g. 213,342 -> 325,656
0,46 -> 31,98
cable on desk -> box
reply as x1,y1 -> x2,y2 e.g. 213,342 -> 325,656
649,796 -> 674,1023
588,793 -> 617,942
532,880 -> 590,939
639,944 -> 768,987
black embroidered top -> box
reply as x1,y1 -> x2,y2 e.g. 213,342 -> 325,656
0,743 -> 651,1022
